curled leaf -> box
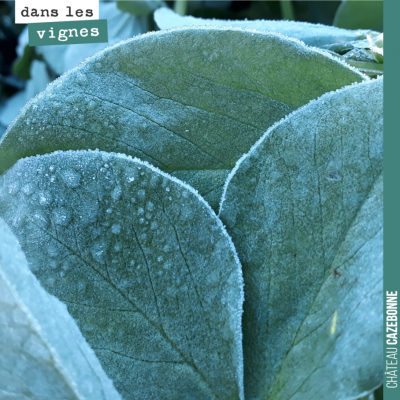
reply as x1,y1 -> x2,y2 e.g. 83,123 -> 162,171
154,7 -> 379,48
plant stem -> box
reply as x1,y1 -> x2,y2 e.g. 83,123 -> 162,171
280,0 -> 295,21
174,0 -> 188,16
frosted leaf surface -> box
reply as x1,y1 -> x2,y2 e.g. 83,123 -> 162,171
219,78 -> 383,400
0,27 -> 366,210
154,7 -> 379,48
0,151 -> 244,400
0,218 -> 122,400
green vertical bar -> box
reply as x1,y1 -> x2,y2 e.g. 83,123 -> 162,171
384,0 -> 400,398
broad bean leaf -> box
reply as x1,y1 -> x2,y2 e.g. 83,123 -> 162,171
268,173 -> 383,399
333,0 -> 383,32
219,78 -> 383,400
0,150 -> 244,400
154,7 -> 378,48
0,218 -> 121,400
0,27 -> 366,210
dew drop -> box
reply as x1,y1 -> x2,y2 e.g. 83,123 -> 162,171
61,169 -> 81,188
111,186 -> 122,201
112,224 -> 121,234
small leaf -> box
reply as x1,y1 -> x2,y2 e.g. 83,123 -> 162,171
0,27 -> 366,210
12,44 -> 35,80
154,7 -> 379,48
0,150 -> 245,400
219,78 -> 383,400
0,218 -> 122,400
333,0 -> 383,32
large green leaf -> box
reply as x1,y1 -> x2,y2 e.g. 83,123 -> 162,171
0,218 -> 122,400
0,27 -> 366,210
154,7 -> 378,48
0,150 -> 244,400
219,78 -> 383,400
333,0 -> 383,32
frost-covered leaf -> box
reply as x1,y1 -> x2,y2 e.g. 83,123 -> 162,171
0,150 -> 244,400
154,7 -> 378,48
117,0 -> 166,16
267,173 -> 383,399
0,218 -> 122,400
0,28 -> 366,210
333,0 -> 383,32
219,78 -> 383,400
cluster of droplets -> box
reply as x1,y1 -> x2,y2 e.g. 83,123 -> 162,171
0,149 -> 248,400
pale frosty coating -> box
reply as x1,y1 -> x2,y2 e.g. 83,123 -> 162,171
268,174 -> 383,400
0,218 -> 122,400
154,7 -> 379,48
219,78 -> 383,400
0,151 -> 244,400
0,27 -> 366,210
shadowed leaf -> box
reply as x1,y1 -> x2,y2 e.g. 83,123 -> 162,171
333,0 -> 383,32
